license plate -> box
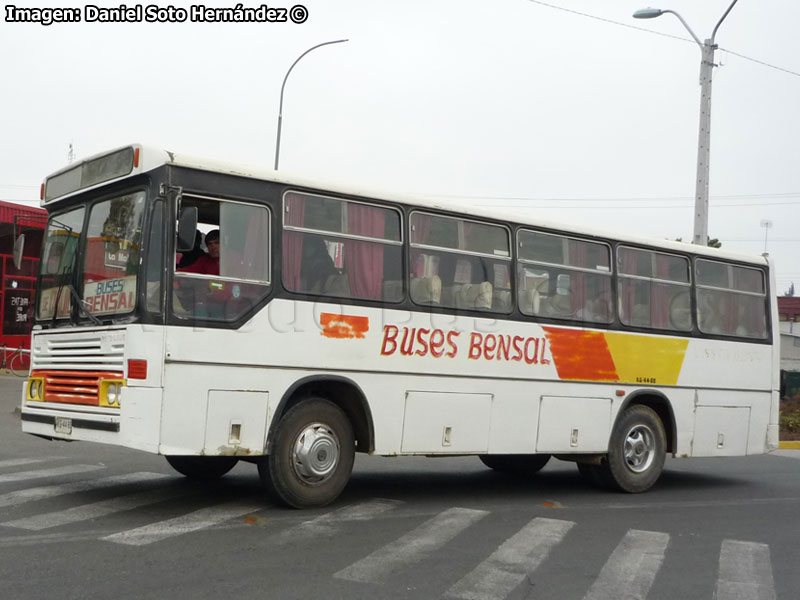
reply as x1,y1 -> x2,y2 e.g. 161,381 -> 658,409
54,417 -> 72,435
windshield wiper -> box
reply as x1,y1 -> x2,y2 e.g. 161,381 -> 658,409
47,219 -> 102,327
69,284 -> 102,325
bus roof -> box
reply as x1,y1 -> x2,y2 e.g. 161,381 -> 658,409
45,143 -> 771,268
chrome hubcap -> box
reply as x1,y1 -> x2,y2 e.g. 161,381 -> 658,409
292,422 -> 340,484
623,424 -> 656,473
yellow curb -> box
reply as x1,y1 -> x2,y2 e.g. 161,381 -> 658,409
779,441 -> 800,450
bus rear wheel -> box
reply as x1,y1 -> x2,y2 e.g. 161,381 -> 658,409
165,455 -> 238,479
259,397 -> 355,509
479,454 -> 551,475
605,405 -> 666,493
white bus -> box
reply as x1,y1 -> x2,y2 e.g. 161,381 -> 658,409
20,144 -> 780,508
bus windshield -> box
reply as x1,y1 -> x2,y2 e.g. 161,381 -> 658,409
37,191 -> 146,321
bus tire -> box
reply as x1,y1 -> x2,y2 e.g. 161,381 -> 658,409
260,398 -> 355,509
479,454 -> 551,475
606,405 -> 666,493
165,455 -> 238,479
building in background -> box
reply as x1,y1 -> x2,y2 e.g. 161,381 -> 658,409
778,296 -> 800,396
0,201 -> 46,366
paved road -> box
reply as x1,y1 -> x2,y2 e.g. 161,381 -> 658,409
1,375 -> 799,599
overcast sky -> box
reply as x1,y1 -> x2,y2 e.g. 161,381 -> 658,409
1,0 -> 798,293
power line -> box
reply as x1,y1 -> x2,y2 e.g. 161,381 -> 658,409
526,0 -> 800,80
426,192 -> 800,203
526,0 -> 695,45
720,48 -> 800,78
470,201 -> 800,209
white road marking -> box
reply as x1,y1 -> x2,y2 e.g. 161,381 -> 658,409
272,498 -> 403,545
582,529 -> 669,600
715,539 -> 776,600
0,464 -> 104,484
445,517 -> 575,600
101,499 -> 264,546
3,485 -> 189,531
0,472 -> 169,508
334,507 -> 489,584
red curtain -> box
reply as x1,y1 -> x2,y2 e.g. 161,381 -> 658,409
282,194 -> 305,290
620,250 -> 638,324
650,255 -> 671,328
410,213 -> 432,277
345,204 -> 385,299
569,239 -> 588,314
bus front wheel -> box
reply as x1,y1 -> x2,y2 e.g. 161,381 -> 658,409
605,405 -> 666,493
165,455 -> 238,479
260,398 -> 355,509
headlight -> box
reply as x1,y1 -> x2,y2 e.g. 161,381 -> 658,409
100,380 -> 124,407
28,378 -> 44,401
107,383 -> 120,405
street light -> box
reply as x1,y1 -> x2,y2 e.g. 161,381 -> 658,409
634,2 -> 739,246
274,39 -> 349,171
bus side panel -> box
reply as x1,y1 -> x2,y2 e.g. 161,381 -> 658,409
160,363 -> 270,456
691,389 -> 773,456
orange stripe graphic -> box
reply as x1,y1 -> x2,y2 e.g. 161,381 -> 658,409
542,327 -> 619,382
320,313 -> 370,339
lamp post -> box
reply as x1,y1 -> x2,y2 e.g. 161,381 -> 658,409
274,39 -> 349,171
634,2 -> 739,246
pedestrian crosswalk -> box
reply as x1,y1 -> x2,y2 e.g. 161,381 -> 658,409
445,517 -> 574,600
0,457 -> 782,599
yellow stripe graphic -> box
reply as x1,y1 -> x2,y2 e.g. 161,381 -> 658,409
604,333 -> 689,386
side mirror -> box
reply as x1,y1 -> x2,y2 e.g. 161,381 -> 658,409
176,206 -> 198,252
12,234 -> 25,271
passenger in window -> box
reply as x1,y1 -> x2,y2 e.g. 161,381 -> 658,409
301,236 -> 337,293
179,229 -> 220,276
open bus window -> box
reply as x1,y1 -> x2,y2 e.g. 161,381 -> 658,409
282,191 -> 403,302
173,196 -> 271,322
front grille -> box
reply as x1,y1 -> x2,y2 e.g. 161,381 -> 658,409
34,369 -> 123,406
32,330 -> 125,371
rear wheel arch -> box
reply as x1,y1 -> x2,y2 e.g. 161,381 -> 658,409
268,375 -> 374,454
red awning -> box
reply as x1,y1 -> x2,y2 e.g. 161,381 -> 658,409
0,200 -> 47,229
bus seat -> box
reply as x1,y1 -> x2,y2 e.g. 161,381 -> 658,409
410,276 -> 441,305
669,293 -> 692,330
519,287 -> 541,315
493,290 -> 512,312
543,293 -> 573,317
450,282 -> 493,310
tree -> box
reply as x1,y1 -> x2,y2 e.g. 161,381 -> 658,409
674,236 -> 722,248
785,283 -> 795,297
